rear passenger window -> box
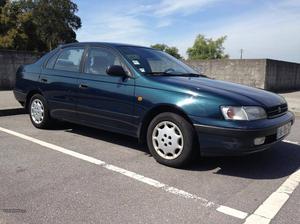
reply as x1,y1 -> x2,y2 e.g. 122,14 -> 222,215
54,48 -> 84,72
45,52 -> 59,69
84,48 -> 121,75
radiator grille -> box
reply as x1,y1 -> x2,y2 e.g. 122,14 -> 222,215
266,103 -> 288,118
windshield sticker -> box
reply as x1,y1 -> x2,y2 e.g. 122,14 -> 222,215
139,68 -> 145,73
132,60 -> 140,65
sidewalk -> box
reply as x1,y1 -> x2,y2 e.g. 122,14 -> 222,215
0,91 -> 25,116
0,90 -> 299,116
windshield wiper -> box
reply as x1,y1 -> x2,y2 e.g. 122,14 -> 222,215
146,72 -> 174,76
147,72 -> 207,78
178,73 -> 208,78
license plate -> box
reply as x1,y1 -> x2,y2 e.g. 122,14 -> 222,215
277,122 -> 291,139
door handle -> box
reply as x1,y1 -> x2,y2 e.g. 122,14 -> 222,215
79,84 -> 88,89
41,78 -> 48,83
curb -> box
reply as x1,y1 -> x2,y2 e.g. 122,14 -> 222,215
0,108 -> 26,117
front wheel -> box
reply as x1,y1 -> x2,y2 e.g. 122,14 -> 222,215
29,94 -> 51,129
147,112 -> 196,168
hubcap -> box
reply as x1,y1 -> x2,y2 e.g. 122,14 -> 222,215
30,99 -> 44,124
152,121 -> 184,160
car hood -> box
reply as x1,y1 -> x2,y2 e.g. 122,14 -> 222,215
147,76 -> 286,108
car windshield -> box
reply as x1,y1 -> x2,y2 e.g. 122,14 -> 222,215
118,46 -> 201,76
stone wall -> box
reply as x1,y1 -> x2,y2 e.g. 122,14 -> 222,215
0,50 -> 42,90
186,59 -> 267,89
185,59 -> 300,92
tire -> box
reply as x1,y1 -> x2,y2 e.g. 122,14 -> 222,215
29,94 -> 51,129
147,112 -> 196,168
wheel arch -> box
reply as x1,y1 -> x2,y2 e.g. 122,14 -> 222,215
25,90 -> 43,111
138,104 -> 195,144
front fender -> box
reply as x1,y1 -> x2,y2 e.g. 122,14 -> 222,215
135,84 -> 232,121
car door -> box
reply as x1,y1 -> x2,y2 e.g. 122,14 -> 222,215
40,46 -> 85,121
77,46 -> 136,136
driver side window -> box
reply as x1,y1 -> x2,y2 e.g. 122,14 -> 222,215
84,47 -> 121,75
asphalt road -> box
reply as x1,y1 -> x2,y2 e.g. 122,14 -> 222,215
0,114 -> 299,224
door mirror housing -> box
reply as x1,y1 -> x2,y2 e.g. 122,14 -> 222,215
106,65 -> 127,77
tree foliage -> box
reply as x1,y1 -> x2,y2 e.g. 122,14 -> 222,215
0,0 -> 81,52
187,34 -> 229,60
151,43 -> 182,59
0,0 -> 7,7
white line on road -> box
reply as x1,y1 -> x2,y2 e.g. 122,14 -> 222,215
0,127 -> 106,165
283,139 -> 299,145
0,126 -> 248,220
217,205 -> 248,219
244,140 -> 300,224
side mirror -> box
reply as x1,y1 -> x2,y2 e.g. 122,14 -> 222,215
106,65 -> 127,77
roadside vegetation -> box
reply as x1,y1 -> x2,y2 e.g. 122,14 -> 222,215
150,43 -> 182,59
0,0 -> 81,52
152,35 -> 228,59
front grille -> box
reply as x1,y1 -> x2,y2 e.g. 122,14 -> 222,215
266,103 -> 288,118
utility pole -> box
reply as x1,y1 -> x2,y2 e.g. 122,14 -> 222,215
240,49 -> 244,59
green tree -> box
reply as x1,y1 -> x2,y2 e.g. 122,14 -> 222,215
151,43 -> 182,59
0,0 -> 81,51
187,34 -> 229,60
33,0 -> 81,50
0,0 -> 36,50
0,0 -> 7,7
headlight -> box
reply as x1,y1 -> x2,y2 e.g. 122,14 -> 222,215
221,106 -> 267,121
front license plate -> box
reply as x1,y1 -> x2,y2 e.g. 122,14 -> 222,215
277,122 -> 291,139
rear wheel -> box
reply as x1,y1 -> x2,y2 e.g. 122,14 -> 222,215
29,94 -> 51,129
147,112 -> 196,168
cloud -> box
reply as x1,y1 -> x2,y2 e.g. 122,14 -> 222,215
154,0 -> 219,17
207,4 -> 300,62
171,1 -> 300,62
277,0 -> 300,7
127,0 -> 220,26
156,19 -> 172,28
76,11 -> 150,45
77,0 -> 218,45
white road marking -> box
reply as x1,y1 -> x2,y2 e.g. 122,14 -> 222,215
0,126 -> 248,220
217,205 -> 248,219
244,140 -> 300,224
0,127 -> 105,165
103,164 -> 166,188
283,139 -> 299,145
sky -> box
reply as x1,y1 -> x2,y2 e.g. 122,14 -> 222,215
73,0 -> 300,62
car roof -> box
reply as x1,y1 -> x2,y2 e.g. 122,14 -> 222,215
60,42 -> 152,50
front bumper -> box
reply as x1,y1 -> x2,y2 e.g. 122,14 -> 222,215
193,111 -> 295,156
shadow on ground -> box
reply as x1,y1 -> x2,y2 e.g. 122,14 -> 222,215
55,122 -> 148,153
52,122 -> 300,180
0,108 -> 26,117
188,142 -> 300,180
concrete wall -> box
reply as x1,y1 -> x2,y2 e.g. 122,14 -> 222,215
186,59 -> 267,89
265,59 -> 300,92
185,59 -> 300,92
0,50 -> 42,90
